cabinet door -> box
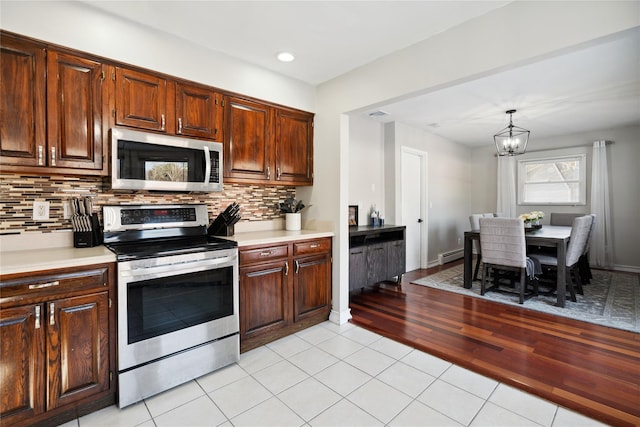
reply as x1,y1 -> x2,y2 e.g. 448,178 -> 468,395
386,240 -> 406,279
0,36 -> 46,167
115,67 -> 167,132
293,254 -> 331,322
46,291 -> 110,410
275,108 -> 313,185
349,246 -> 367,292
176,83 -> 222,140
366,243 -> 387,286
0,305 -> 45,424
240,261 -> 289,339
224,96 -> 273,181
47,51 -> 104,170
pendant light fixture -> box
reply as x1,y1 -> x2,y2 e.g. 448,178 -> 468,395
494,109 -> 530,156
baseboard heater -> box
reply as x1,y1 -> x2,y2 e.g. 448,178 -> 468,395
438,248 -> 464,265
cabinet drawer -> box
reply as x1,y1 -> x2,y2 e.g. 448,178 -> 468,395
240,245 -> 289,265
0,266 -> 109,303
294,238 -> 331,256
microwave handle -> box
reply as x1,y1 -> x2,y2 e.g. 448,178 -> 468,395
203,145 -> 211,184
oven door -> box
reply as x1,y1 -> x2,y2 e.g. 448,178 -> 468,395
117,248 -> 238,370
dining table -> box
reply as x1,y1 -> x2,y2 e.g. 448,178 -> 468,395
463,225 -> 572,307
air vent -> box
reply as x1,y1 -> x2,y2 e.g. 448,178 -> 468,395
368,110 -> 388,117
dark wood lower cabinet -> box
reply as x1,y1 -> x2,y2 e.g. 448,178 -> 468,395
239,237 -> 332,353
349,225 -> 406,292
0,263 -> 115,427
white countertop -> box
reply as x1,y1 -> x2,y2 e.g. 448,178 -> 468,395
227,229 -> 334,247
0,226 -> 334,276
0,244 -> 116,276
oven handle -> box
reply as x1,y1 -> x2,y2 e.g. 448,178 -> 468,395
121,256 -> 234,277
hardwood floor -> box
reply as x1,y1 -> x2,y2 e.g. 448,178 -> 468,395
349,260 -> 640,427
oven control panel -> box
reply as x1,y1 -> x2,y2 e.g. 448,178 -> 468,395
120,207 -> 197,225
103,204 -> 209,232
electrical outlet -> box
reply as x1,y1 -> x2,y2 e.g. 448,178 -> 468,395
33,201 -> 50,220
63,200 -> 71,219
457,237 -> 462,245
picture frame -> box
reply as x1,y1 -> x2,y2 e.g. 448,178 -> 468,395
348,205 -> 358,226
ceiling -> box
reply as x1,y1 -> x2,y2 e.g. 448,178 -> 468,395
82,1 -> 640,147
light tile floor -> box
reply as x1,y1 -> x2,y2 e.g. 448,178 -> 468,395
61,322 -> 609,427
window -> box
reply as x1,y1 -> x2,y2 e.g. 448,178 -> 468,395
517,154 -> 586,205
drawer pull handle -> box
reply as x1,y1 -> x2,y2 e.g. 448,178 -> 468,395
295,260 -> 300,274
38,145 -> 44,165
50,146 -> 56,166
310,243 -> 320,248
284,261 -> 289,276
178,117 -> 183,133
161,114 -> 166,131
29,280 -> 60,289
260,251 -> 272,257
35,306 -> 41,329
49,303 -> 55,326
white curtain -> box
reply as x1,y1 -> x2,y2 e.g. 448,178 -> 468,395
590,140 -> 612,267
496,156 -> 517,218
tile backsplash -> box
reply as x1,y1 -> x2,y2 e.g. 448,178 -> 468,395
0,173 -> 294,233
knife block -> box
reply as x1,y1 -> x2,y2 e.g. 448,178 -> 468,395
73,214 -> 103,248
211,224 -> 234,237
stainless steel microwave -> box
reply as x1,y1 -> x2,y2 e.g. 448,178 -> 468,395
111,128 -> 223,192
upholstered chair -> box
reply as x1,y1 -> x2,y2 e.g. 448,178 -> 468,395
469,213 -> 495,281
479,217 -> 537,304
529,215 -> 593,302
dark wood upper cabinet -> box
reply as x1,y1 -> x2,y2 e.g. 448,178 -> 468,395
0,34 -> 106,175
1,31 -> 314,182
115,67 -> 168,132
0,35 -> 46,167
224,95 -> 314,186
224,96 -> 273,181
275,108 -> 313,184
47,51 -> 104,170
176,83 -> 223,141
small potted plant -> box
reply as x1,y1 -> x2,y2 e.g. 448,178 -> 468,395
278,197 -> 309,231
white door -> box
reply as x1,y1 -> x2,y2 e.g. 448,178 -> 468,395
401,148 -> 427,271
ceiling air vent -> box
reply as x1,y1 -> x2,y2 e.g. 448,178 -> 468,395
368,110 -> 388,117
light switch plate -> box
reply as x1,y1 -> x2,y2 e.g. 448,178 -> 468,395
33,201 -> 50,220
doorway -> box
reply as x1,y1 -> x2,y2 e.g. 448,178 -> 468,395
401,147 -> 428,270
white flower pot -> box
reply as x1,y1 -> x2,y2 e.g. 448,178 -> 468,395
285,213 -> 301,231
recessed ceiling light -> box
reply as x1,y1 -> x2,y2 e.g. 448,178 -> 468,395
277,52 -> 295,62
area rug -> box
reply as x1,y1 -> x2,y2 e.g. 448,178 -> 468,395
412,264 -> 640,333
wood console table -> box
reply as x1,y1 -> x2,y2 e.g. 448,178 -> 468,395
349,225 -> 406,292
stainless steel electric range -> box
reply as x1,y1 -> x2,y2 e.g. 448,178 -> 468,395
102,204 -> 239,408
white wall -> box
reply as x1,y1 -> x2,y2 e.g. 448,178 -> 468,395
348,116 -> 385,226
470,124 -> 640,270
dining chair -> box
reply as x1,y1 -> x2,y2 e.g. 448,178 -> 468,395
469,213 -> 495,280
578,214 -> 596,284
529,215 -> 593,302
479,217 -> 537,304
